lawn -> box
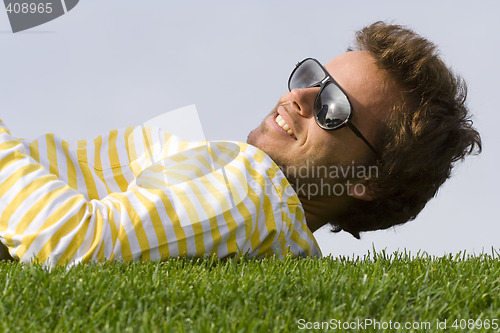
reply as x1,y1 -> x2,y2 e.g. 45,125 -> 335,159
1,250 -> 499,332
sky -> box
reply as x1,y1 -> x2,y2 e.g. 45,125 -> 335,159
0,1 -> 498,258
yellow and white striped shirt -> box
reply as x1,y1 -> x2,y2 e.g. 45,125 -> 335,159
0,120 -> 321,266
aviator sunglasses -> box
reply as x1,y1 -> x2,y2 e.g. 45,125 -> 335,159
288,58 -> 379,154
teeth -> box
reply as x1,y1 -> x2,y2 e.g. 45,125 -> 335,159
275,114 -> 294,137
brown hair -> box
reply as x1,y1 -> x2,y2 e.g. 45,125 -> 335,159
332,21 -> 482,238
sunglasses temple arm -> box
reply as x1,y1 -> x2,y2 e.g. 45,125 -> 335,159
346,123 -> 379,155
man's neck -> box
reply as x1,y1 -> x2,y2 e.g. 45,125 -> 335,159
300,195 -> 352,233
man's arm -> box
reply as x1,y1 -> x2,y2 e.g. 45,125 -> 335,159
0,120 -> 106,264
0,120 -> 213,265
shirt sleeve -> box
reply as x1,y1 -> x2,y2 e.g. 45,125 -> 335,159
0,120 -> 117,265
0,121 -> 207,265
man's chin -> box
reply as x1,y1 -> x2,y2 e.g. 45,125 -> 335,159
246,120 -> 267,148
246,128 -> 257,146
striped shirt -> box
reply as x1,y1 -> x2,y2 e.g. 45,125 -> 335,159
0,120 -> 321,266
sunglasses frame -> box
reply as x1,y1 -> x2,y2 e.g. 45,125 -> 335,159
288,58 -> 379,155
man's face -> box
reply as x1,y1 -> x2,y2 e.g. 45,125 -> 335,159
247,51 -> 394,197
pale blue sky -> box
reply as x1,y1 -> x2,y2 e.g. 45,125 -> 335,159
1,1 -> 498,257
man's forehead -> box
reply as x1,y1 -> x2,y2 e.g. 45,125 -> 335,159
324,51 -> 381,84
324,51 -> 395,114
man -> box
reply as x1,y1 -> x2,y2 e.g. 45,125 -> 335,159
0,22 -> 481,265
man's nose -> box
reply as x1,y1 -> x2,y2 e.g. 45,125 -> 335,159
286,87 -> 321,117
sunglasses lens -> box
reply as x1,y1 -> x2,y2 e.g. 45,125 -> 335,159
315,84 -> 351,129
289,59 -> 326,90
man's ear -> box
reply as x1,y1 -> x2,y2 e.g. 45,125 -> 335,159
348,180 -> 379,201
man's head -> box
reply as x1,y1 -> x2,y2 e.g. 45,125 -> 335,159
248,21 -> 481,238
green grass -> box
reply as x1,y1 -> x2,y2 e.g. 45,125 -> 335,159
1,250 -> 499,332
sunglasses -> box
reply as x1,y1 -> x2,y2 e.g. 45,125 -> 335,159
288,58 -> 379,154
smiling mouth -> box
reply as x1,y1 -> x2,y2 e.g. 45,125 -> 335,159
275,114 -> 295,137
